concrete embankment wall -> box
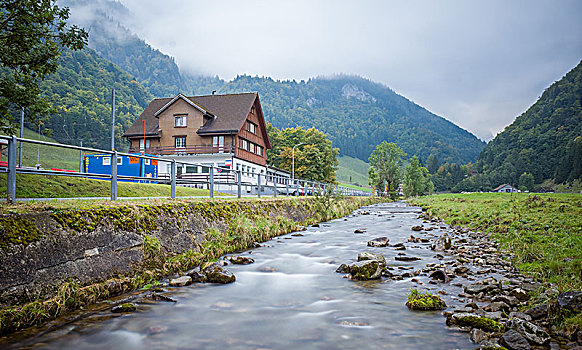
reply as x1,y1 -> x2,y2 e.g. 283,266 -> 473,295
0,197 -> 378,308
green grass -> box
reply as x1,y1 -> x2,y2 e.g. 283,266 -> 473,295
411,193 -> 582,292
339,182 -> 372,192
0,173 -> 220,199
10,128 -> 81,171
337,155 -> 370,187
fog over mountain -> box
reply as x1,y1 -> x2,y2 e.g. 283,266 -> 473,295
116,0 -> 582,141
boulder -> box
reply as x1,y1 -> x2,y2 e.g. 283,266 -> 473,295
484,301 -> 510,313
202,262 -> 236,284
446,313 -> 504,332
169,276 -> 192,287
346,260 -> 382,281
557,291 -> 582,312
510,288 -> 529,301
429,270 -> 450,283
470,328 -> 489,343
354,228 -> 366,233
406,290 -> 447,311
395,256 -> 421,261
431,233 -> 452,251
367,237 -> 390,247
500,329 -> 531,350
358,252 -> 386,265
477,340 -> 507,349
411,225 -> 423,231
506,318 -> 550,345
111,303 -> 137,313
525,304 -> 548,320
465,283 -> 496,295
228,256 -> 255,265
186,268 -> 207,283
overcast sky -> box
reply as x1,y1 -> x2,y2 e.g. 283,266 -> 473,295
118,0 -> 582,141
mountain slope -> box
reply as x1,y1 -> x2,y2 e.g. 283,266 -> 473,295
216,75 -> 485,164
39,48 -> 153,150
478,61 -> 582,185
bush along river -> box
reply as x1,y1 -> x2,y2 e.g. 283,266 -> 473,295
2,201 -> 580,349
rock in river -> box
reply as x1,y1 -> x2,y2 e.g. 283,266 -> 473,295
202,262 -> 236,284
228,256 -> 255,265
411,225 -> 423,231
395,256 -> 421,262
345,260 -> 382,281
500,329 -> 531,350
358,252 -> 386,265
111,303 -> 137,313
367,237 -> 390,247
506,318 -> 550,345
170,276 -> 192,287
431,233 -> 452,251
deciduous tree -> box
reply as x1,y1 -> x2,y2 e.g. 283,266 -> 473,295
403,156 -> 434,197
0,0 -> 87,132
368,141 -> 406,197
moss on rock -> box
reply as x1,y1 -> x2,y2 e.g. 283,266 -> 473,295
0,216 -> 43,251
406,289 -> 447,310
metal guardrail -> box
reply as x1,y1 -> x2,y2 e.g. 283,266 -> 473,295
0,135 -> 372,202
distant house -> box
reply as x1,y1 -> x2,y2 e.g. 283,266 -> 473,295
123,92 -> 279,191
492,184 -> 519,193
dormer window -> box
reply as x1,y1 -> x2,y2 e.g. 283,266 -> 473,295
174,115 -> 187,127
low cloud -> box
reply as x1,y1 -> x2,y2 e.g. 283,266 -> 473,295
112,0 -> 582,140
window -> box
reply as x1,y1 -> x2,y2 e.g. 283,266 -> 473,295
103,156 -> 111,166
117,157 -> 123,165
213,136 -> 225,153
249,143 -> 255,153
145,159 -> 151,166
175,136 -> 186,148
240,139 -> 248,150
139,139 -> 150,150
174,115 -> 187,127
256,146 -> 262,156
186,165 -> 197,173
247,121 -> 257,134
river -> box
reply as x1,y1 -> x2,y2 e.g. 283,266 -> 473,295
4,202 -> 475,349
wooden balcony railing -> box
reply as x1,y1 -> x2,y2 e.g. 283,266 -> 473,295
129,145 -> 235,155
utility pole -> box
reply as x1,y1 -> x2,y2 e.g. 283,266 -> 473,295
111,88 -> 116,151
18,107 -> 24,167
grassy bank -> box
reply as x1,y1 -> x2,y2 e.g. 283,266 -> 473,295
0,174 -> 220,199
410,193 -> 582,292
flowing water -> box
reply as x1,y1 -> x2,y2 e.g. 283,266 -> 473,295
4,202 -> 475,349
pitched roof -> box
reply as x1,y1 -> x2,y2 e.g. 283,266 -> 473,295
492,184 -> 512,191
123,92 -> 262,140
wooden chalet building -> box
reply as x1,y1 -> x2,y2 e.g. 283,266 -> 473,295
123,92 -> 274,184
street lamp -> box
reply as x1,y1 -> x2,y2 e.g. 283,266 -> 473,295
292,142 -> 304,183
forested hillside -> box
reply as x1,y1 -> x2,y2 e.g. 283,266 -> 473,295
215,75 -> 485,164
38,48 -> 152,150
478,61 -> 582,185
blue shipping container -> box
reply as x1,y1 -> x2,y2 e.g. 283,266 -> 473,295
84,154 -> 158,182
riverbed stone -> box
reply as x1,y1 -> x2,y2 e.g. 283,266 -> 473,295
510,288 -> 529,301
557,291 -> 582,312
525,304 -> 548,320
470,328 -> 489,343
111,303 -> 137,313
358,252 -> 386,265
484,301 -> 510,313
367,237 -> 390,247
465,283 -> 495,295
431,233 -> 452,251
429,270 -> 450,283
169,276 -> 192,287
347,260 -> 382,281
228,256 -> 255,265
446,313 -> 504,332
202,263 -> 236,284
395,256 -> 421,262
506,318 -> 550,345
500,329 -> 531,350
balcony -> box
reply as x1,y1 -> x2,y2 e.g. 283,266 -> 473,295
129,144 -> 235,156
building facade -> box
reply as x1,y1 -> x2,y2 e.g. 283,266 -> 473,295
123,92 -> 285,193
